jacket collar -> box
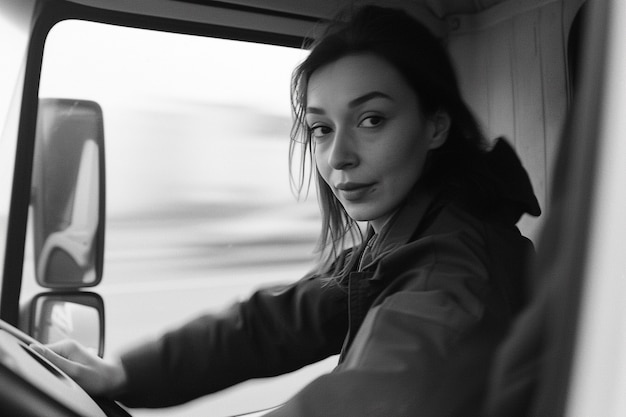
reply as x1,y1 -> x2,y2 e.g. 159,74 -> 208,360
359,185 -> 434,270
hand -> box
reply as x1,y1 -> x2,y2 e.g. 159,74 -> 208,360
30,339 -> 128,397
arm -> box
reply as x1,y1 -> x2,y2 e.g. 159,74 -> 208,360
118,274 -> 348,407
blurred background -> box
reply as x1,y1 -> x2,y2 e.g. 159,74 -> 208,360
15,19 -> 334,416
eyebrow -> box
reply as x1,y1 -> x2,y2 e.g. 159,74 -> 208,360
306,91 -> 393,115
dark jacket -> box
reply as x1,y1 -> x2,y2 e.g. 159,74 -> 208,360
119,139 -> 540,416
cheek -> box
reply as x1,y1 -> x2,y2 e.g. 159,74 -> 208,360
378,133 -> 430,180
384,154 -> 424,190
381,136 -> 428,193
313,149 -> 331,184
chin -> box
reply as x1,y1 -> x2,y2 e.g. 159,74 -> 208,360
344,207 -> 381,223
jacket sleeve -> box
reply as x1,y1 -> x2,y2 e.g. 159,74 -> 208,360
267,211 -> 511,417
117,273 -> 348,408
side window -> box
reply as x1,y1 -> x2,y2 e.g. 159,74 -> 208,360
25,19 -> 328,415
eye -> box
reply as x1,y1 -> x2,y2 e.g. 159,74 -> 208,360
309,124 -> 333,140
358,115 -> 385,128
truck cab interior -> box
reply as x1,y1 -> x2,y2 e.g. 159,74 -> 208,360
2,0 -> 624,416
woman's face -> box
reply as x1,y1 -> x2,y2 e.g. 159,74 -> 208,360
306,53 -> 448,232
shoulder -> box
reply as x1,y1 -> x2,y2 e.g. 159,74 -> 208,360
418,196 -> 528,249
406,199 -> 532,312
377,199 -> 529,285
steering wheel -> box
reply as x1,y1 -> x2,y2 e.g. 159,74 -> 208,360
0,319 -> 131,417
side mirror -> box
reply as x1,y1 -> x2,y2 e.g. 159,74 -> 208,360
29,292 -> 105,357
31,99 -> 105,288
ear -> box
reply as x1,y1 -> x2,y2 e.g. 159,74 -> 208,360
428,110 -> 450,150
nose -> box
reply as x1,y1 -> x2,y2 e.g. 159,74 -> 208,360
328,129 -> 358,170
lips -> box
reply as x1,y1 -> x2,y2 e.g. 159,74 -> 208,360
335,181 -> 375,201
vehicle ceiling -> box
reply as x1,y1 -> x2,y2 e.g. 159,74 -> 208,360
218,0 -> 509,20
46,0 -> 518,41
61,0 -> 513,25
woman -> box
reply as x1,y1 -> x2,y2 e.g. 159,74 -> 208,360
33,6 -> 540,416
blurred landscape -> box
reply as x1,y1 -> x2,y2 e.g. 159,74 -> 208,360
101,101 -> 330,416
11,20 -> 332,416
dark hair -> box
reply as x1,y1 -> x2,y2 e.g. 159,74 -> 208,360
290,5 -> 489,278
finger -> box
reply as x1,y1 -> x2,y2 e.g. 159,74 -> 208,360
29,343 -> 46,355
29,342 -> 83,377
44,339 -> 83,359
44,340 -> 98,366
